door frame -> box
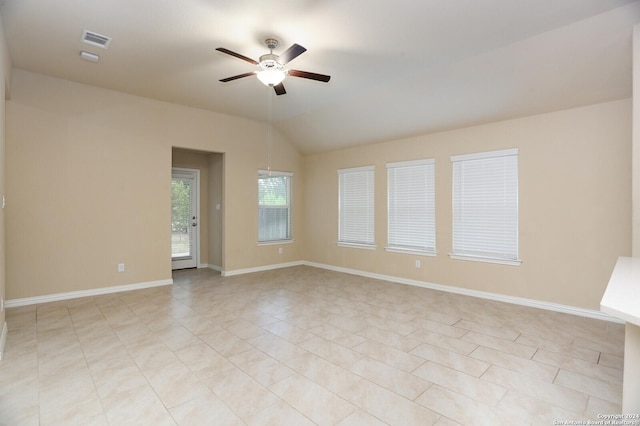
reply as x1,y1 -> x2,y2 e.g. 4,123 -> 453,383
171,167 -> 200,270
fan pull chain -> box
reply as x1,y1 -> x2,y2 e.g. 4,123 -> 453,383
267,85 -> 273,176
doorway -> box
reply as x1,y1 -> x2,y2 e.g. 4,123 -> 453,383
171,168 -> 199,269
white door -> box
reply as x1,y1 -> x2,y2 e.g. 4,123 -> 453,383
171,168 -> 199,269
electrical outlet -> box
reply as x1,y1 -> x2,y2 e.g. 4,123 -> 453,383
278,247 -> 283,255
118,263 -> 125,272
415,260 -> 421,269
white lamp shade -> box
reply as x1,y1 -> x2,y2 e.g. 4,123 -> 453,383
257,69 -> 286,86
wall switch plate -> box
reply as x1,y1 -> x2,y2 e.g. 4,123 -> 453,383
415,260 -> 421,268
278,247 -> 283,254
118,263 -> 125,272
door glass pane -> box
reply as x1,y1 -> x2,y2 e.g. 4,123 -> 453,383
171,176 -> 193,259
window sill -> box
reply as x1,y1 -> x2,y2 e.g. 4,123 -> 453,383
385,247 -> 437,257
337,242 -> 377,251
449,253 -> 522,266
258,239 -> 294,246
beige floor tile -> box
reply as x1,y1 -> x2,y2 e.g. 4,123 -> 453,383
411,343 -> 490,377
174,341 -> 236,380
470,345 -> 557,382
350,356 -> 432,400
1,267 -> 626,425
497,391 -> 583,424
101,385 -> 177,426
482,365 -> 588,413
151,323 -> 203,351
308,323 -> 367,348
462,331 -> 537,359
453,319 -> 520,341
554,369 -> 622,404
336,409 -> 389,426
247,333 -> 309,362
339,378 -> 440,425
358,325 -> 422,352
300,336 -> 364,369
353,339 -> 425,372
415,385 -> 511,425
227,347 -> 296,386
598,352 -> 624,370
169,391 -> 244,426
88,355 -> 149,398
533,349 -> 623,385
0,383 -> 39,426
199,328 -> 254,357
584,396 -> 622,418
409,317 -> 469,339
205,366 -> 279,421
144,364 -> 211,408
270,373 -> 357,425
433,416 -> 462,426
515,333 -> 600,363
407,328 -> 478,355
413,361 -> 506,406
223,318 -> 269,340
286,351 -> 362,394
245,398 -> 316,426
364,315 -> 417,336
261,319 -> 316,344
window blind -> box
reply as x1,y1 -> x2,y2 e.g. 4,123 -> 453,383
258,171 -> 292,242
387,159 -> 436,254
451,149 -> 519,264
338,166 -> 375,247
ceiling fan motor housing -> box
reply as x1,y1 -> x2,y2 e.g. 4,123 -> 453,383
259,53 -> 281,70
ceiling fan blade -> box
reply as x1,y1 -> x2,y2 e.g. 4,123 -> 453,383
279,44 -> 307,65
273,83 -> 286,96
288,69 -> 331,83
215,47 -> 259,65
219,71 -> 256,82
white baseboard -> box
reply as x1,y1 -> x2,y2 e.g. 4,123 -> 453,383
3,260 -> 619,324
0,321 -> 7,360
206,264 -> 223,272
6,279 -> 174,308
222,261 -> 305,277
302,261 -> 622,323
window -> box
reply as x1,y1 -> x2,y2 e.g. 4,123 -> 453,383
387,159 -> 436,255
338,166 -> 375,248
451,148 -> 520,265
258,170 -> 292,243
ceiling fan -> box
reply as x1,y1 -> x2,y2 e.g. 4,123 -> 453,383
216,38 -> 331,96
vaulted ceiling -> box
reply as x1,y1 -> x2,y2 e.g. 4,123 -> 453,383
1,0 -> 638,154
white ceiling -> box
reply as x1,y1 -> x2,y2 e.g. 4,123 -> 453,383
1,0 -> 638,154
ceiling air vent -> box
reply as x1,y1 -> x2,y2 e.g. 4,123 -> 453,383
81,30 -> 111,49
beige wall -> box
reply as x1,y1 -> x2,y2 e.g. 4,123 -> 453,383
208,153 -> 223,269
634,23 -> 640,256
0,13 -> 10,341
3,68 -> 631,311
303,99 -> 631,310
5,70 -> 304,299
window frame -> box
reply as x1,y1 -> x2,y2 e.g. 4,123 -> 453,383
386,158 -> 436,256
337,165 -> 376,250
257,170 -> 293,244
450,148 -> 521,266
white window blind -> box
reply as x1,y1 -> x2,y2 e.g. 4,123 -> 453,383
451,148 -> 520,264
387,159 -> 436,254
338,166 -> 375,247
258,170 -> 292,242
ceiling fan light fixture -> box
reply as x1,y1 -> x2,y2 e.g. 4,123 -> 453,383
257,69 -> 286,86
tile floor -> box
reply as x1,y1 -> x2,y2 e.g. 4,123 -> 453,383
0,266 -> 627,425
